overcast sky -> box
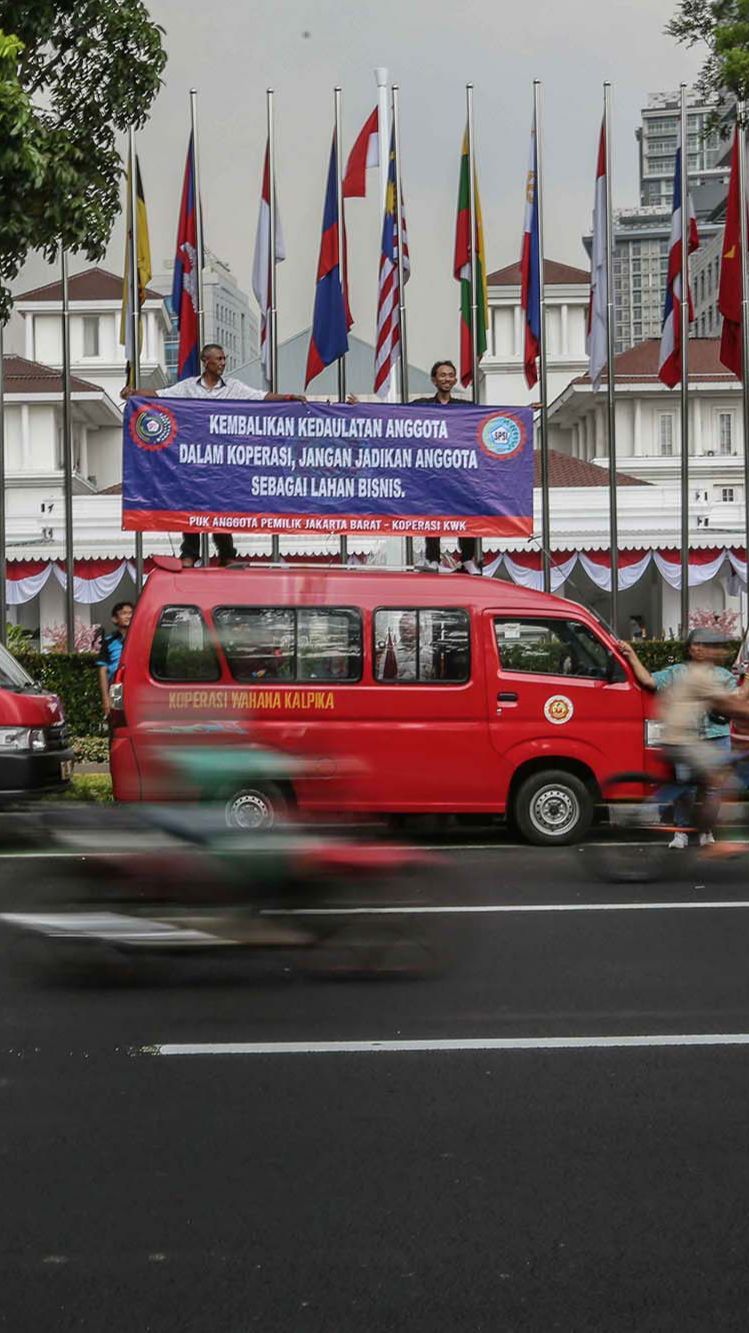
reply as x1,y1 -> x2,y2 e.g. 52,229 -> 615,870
16,0 -> 704,379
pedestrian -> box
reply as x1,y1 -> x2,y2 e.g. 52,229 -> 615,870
96,600 -> 133,718
629,614 -> 647,641
410,360 -> 480,574
121,343 -> 304,566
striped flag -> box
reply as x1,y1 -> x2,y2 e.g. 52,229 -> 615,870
453,128 -> 488,388
120,146 -> 152,385
520,123 -> 541,390
251,140 -> 286,385
658,132 -> 699,388
343,108 -> 379,198
374,126 -> 410,397
587,118 -> 608,391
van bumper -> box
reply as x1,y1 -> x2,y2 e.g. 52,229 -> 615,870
0,747 -> 75,796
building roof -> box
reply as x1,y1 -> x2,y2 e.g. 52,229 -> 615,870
540,449 -> 646,488
575,337 -> 735,385
235,331 -> 434,396
16,265 -> 162,304
3,355 -> 102,395
487,258 -> 590,287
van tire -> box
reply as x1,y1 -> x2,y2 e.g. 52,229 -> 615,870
224,782 -> 287,831
513,769 -> 593,846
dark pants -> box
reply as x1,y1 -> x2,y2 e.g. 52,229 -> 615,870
180,532 -> 237,564
425,537 -> 477,566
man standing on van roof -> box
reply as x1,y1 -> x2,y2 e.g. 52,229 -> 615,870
411,360 -> 480,575
121,344 -> 304,566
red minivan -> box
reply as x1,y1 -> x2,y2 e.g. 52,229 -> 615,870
109,559 -> 661,844
0,641 -> 73,796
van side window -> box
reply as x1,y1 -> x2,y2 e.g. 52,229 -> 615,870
297,608 -> 362,682
150,606 -> 221,682
213,607 -> 295,682
494,618 -> 620,681
374,609 -> 470,683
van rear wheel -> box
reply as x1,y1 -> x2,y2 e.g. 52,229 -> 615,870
514,769 -> 593,846
224,783 -> 287,831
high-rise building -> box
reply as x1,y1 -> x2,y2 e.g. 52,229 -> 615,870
637,90 -> 727,213
151,250 -> 258,384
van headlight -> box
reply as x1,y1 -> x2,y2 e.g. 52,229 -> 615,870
30,729 -> 47,751
645,719 -> 663,748
0,728 -> 31,751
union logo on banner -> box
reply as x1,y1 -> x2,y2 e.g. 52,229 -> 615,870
477,411 -> 527,461
129,404 -> 179,452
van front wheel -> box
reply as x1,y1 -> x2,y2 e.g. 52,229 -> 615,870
514,770 -> 593,846
224,783 -> 287,831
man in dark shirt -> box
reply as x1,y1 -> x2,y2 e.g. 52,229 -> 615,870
411,360 -> 479,573
96,601 -> 133,717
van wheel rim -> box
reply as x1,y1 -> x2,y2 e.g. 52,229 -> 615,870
529,786 -> 579,838
227,793 -> 274,830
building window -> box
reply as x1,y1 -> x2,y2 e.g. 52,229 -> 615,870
718,412 -> 733,455
722,488 -> 735,503
658,414 -> 675,456
82,317 -> 99,357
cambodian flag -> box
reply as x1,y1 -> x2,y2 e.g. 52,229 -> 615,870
520,123 -> 541,390
305,134 -> 351,388
658,135 -> 699,388
172,133 -> 200,381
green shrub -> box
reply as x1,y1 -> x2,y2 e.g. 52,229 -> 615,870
43,774 -> 113,802
71,735 -> 109,764
14,652 -> 103,738
630,640 -> 741,671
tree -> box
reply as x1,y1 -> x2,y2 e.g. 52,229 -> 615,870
0,2 -> 166,321
667,0 -> 749,104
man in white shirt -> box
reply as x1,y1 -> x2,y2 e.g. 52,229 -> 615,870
122,344 -> 304,564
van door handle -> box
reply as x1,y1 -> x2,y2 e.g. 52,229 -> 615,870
497,691 -> 518,703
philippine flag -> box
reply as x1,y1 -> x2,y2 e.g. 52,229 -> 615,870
305,134 -> 352,388
587,119 -> 608,391
658,135 -> 699,389
520,124 -> 541,390
172,133 -> 200,381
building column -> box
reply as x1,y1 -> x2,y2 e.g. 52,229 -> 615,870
24,316 -> 34,361
693,395 -> 703,457
561,303 -> 569,356
594,405 -> 604,458
513,304 -> 522,358
634,398 -> 643,456
20,404 -> 31,470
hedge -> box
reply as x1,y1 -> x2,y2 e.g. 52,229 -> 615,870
630,639 -> 741,671
15,652 -> 103,738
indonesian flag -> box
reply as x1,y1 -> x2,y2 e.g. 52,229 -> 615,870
520,122 -> 541,390
658,133 -> 699,389
251,140 -> 286,386
719,125 -> 745,379
343,108 -> 379,198
587,119 -> 608,391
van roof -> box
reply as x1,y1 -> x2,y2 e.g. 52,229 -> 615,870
137,559 -> 603,624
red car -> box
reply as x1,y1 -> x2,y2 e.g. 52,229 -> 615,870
0,641 -> 73,796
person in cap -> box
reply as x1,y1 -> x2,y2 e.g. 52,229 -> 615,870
619,627 -> 749,849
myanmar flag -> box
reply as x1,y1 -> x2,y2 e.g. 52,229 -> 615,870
454,127 -> 488,388
120,148 -> 152,384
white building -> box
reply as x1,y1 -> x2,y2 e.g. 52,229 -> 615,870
481,259 -> 590,406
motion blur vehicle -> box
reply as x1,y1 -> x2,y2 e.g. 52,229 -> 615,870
108,558 -> 664,845
0,641 -> 73,798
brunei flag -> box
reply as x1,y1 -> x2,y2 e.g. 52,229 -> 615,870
454,128 -> 488,389
120,147 -> 152,385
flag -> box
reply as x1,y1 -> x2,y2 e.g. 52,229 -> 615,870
520,124 -> 541,390
120,147 -> 152,386
343,107 -> 379,198
587,118 -> 608,391
305,134 -> 351,388
719,125 -> 744,378
658,133 -> 699,389
172,133 -> 200,381
374,126 -> 410,397
454,127 -> 488,389
251,140 -> 286,385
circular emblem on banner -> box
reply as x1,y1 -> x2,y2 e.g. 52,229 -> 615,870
544,694 -> 574,726
129,404 -> 178,452
478,412 -> 526,460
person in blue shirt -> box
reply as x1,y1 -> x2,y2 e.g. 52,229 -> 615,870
96,601 -> 133,718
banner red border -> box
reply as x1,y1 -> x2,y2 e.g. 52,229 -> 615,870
122,509 -> 534,538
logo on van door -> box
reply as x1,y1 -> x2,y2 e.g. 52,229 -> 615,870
477,412 -> 527,460
544,694 -> 574,725
129,405 -> 178,452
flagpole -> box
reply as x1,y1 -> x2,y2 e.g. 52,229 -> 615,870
534,80 -> 551,594
375,68 -> 389,217
466,85 -> 479,399
128,128 -> 144,595
0,324 -> 6,647
679,82 -> 690,637
334,87 -> 348,565
737,103 -> 749,604
603,83 -> 618,631
392,83 -> 412,565
267,88 -> 281,565
190,89 -> 209,567
61,250 -> 75,652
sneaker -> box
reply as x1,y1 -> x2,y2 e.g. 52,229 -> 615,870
699,831 -> 715,847
669,831 -> 689,850
458,559 -> 483,576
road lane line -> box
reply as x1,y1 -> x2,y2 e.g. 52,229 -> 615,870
263,901 -> 749,916
153,1034 -> 749,1056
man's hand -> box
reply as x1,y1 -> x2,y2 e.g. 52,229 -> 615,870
120,386 -> 159,401
120,385 -> 137,400
617,640 -> 636,661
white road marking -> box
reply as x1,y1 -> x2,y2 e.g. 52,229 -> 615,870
264,900 -> 749,916
154,1033 -> 749,1056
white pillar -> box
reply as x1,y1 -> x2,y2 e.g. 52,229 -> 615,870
561,303 -> 569,356
25,316 -> 34,361
20,404 -> 30,470
513,304 -> 522,358
634,398 -> 643,457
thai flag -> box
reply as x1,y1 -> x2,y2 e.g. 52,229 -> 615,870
658,135 -> 699,389
305,135 -> 351,388
520,124 -> 541,390
171,133 -> 200,381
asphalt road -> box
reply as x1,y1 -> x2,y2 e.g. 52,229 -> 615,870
3,840 -> 749,1331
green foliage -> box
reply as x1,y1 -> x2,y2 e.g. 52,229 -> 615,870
629,638 -> 741,670
0,3 -> 166,319
4,622 -> 33,652
15,650 -> 103,737
43,773 -> 112,802
667,0 -> 749,103
71,734 -> 109,764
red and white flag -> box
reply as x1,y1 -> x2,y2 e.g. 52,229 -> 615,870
343,108 -> 379,198
251,141 -> 286,385
658,133 -> 699,388
587,119 -> 608,391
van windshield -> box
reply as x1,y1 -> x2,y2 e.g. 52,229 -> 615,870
0,642 -> 36,691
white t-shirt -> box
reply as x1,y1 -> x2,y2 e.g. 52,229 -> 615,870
158,376 -> 267,401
